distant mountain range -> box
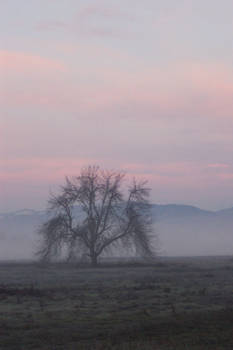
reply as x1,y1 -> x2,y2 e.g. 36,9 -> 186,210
0,204 -> 233,260
152,204 -> 233,219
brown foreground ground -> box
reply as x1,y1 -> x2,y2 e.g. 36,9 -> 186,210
0,256 -> 232,349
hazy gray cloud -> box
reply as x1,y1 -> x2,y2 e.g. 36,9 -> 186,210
35,20 -> 67,31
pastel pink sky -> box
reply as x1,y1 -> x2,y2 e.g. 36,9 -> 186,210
1,0 -> 233,211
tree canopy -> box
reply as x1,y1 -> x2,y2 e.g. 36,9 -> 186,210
37,166 -> 155,266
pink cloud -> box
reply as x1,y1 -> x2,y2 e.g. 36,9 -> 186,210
1,158 -> 233,210
0,159 -> 208,203
0,158 -> 101,183
0,50 -> 66,73
0,158 -> 196,185
177,62 -> 233,117
121,161 -> 233,190
120,62 -> 233,119
207,163 -> 229,169
1,49 -> 233,121
68,60 -> 233,120
0,50 -> 70,111
218,173 -> 233,181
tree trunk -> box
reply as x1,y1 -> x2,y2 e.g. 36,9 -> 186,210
90,254 -> 98,267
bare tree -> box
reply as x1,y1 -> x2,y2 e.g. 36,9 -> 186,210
37,166 -> 155,266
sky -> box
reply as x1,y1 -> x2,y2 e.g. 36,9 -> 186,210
1,0 -> 233,212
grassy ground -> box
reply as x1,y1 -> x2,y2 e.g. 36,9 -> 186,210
0,256 -> 232,349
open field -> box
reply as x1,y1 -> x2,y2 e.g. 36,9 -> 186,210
0,256 -> 232,349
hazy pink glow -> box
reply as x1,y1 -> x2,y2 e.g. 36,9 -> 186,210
207,163 -> 229,169
0,158 -> 100,183
1,50 -> 70,110
1,158 -> 232,186
1,156 -> 233,211
218,173 -> 233,180
0,50 -> 66,72
1,1 -> 233,213
123,161 -> 233,190
2,52 -> 233,119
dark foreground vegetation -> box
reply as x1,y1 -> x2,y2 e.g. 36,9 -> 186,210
0,256 -> 232,349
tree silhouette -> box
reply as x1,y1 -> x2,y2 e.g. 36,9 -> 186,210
37,166 -> 155,266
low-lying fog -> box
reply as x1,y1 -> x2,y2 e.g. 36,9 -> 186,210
0,205 -> 233,260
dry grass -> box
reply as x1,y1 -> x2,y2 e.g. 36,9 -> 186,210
0,256 -> 232,349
